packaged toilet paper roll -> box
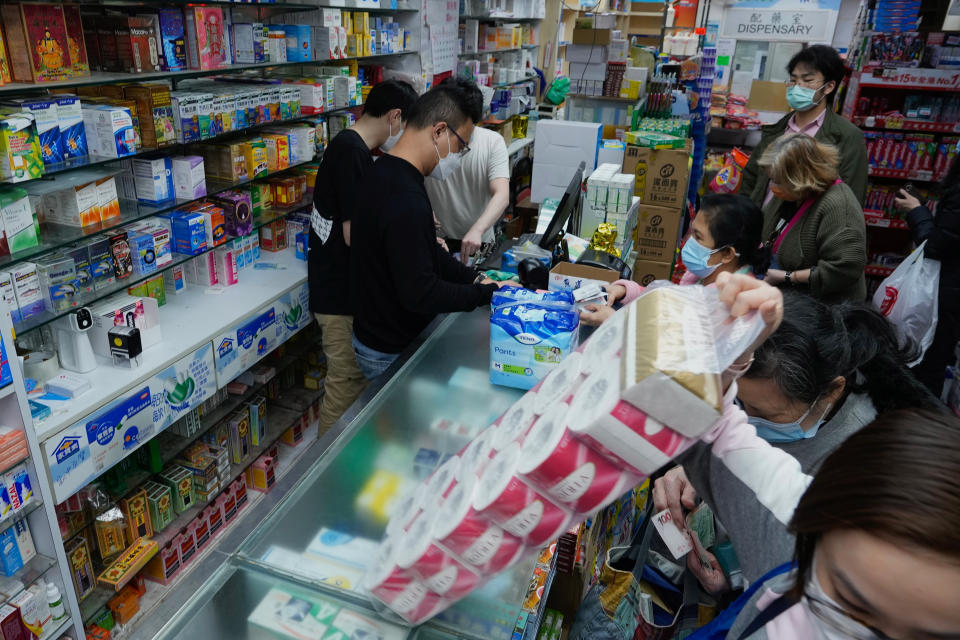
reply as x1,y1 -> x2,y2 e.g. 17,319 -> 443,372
364,538 -> 436,617
566,369 -> 693,476
473,447 -> 573,548
433,481 -> 525,575
493,392 -> 538,451
581,312 -> 625,375
385,484 -> 425,538
518,401 -> 637,515
532,351 -> 584,414
458,427 -> 497,481
425,455 -> 461,507
396,511 -> 481,600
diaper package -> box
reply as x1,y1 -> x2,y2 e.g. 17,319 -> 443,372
490,290 -> 580,390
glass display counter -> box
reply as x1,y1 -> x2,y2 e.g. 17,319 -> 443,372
152,308 -> 545,640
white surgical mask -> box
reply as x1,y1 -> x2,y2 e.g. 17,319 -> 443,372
428,131 -> 462,181
805,556 -> 880,640
380,120 -> 402,152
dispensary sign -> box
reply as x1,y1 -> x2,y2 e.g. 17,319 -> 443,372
722,8 -> 835,42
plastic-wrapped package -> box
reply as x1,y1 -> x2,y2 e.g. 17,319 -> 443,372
369,283 -> 766,624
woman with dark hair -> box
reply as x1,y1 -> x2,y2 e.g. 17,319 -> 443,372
580,194 -> 770,325
894,152 -> 960,395
653,288 -> 939,589
713,407 -> 960,639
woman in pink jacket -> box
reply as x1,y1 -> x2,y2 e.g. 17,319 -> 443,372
581,194 -> 770,325
702,275 -> 960,640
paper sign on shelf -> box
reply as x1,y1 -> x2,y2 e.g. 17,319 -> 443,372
213,305 -> 283,388
275,282 -> 311,341
44,344 -> 217,503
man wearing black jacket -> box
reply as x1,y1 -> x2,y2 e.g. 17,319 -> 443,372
350,79 -> 509,379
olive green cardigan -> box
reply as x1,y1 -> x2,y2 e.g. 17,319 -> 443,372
762,181 -> 867,302
740,108 -> 869,206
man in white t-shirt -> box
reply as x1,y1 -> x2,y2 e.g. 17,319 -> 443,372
425,125 -> 510,264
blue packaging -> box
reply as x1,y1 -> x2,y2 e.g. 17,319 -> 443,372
490,302 -> 580,389
8,99 -> 63,165
500,248 -> 552,275
0,332 -> 10,389
0,527 -> 23,576
295,231 -> 308,260
168,210 -> 208,255
159,9 -> 188,71
492,289 -> 575,308
128,230 -> 158,275
283,25 -> 312,62
54,96 -> 87,159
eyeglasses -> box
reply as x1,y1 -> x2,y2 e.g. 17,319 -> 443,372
805,592 -> 898,640
445,124 -> 471,157
784,78 -> 826,90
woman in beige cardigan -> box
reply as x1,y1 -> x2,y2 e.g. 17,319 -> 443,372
758,133 -> 867,302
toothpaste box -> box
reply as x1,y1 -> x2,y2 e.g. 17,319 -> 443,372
10,263 -> 43,324
3,99 -> 62,166
172,156 -> 206,200
133,157 -> 175,204
54,95 -> 87,159
0,187 -> 39,254
489,299 -> 581,390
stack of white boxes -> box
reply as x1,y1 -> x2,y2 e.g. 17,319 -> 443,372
584,163 -> 639,253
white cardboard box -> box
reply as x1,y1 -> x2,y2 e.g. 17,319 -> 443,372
569,62 -> 607,82
531,120 -> 602,203
566,43 -> 608,64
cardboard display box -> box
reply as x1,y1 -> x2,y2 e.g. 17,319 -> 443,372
632,203 -> 684,263
622,141 -> 692,209
531,120 -> 602,203
631,258 -> 673,287
572,28 -> 612,45
548,262 -> 618,293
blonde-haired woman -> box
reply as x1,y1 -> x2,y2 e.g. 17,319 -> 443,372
758,133 -> 866,302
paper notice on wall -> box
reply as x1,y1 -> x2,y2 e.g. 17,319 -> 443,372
431,23 -> 458,74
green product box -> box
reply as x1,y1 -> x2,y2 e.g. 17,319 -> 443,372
143,481 -> 174,531
158,465 -> 196,514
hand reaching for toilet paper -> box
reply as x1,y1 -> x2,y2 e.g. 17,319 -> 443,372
715,273 -> 783,391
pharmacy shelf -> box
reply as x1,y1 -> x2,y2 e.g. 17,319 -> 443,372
18,0 -> 314,11
567,94 -> 640,102
864,212 -> 910,229
855,68 -> 960,92
38,616 -> 72,640
315,50 -> 419,62
34,248 -> 308,446
12,196 -> 311,337
865,264 -> 896,277
852,116 -> 960,133
3,554 -> 58,598
79,397 -> 320,625
0,383 -> 16,401
0,153 -> 317,274
461,15 -> 543,21
459,46 -> 538,57
2,112 -> 323,188
868,167 -> 942,181
299,3 -> 419,12
493,74 -> 539,89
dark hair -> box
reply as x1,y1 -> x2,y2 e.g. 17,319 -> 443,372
438,76 -> 484,123
744,291 -> 939,413
941,153 -> 960,193
786,44 -> 845,104
790,409 -> 960,596
405,79 -> 482,130
699,193 -> 771,276
362,79 -> 418,118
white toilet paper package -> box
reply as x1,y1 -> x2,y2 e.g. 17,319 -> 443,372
366,283 -> 765,625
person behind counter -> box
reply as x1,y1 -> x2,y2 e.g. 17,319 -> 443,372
757,133 -> 867,302
579,193 -> 770,326
739,44 -> 868,207
426,78 -> 510,265
308,79 -> 418,431
350,79 -> 516,380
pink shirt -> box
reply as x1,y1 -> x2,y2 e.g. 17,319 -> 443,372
762,109 -> 828,207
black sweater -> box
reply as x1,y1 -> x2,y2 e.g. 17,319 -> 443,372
350,154 -> 498,353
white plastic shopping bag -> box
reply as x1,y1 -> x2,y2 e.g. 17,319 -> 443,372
873,241 -> 940,364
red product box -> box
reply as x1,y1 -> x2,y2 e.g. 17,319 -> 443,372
143,542 -> 181,585
217,491 -> 237,525
231,478 -> 249,512
176,528 -> 197,567
188,515 -> 210,550
203,504 -> 224,538
127,16 -> 162,73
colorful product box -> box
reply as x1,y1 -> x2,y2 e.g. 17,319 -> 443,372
159,465 -> 196,514
120,489 -> 153,542
61,245 -> 95,296
158,8 -> 187,71
82,105 -> 137,158
188,514 -> 210,550
175,528 -> 196,568
211,190 -> 253,237
0,187 -> 39,254
243,139 -> 268,178
172,155 -> 206,200
4,99 -> 62,166
29,179 -> 99,227
144,481 -> 174,531
259,219 -> 287,252
65,535 -> 96,600
143,541 -> 180,585
283,25 -> 312,62
97,176 -> 121,223
214,247 -> 239,286
171,93 -> 201,143
18,3 -> 74,83
185,251 -> 218,288
124,84 -> 177,149
133,157 -> 174,204
0,528 -> 22,576
36,255 -> 78,313
54,95 -> 87,159
0,111 -> 43,182
167,209 -> 207,255
185,7 -> 227,70
127,230 -> 157,276
124,16 -> 161,73
108,231 -> 134,279
10,263 -> 43,324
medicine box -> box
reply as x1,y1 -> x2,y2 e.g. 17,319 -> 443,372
198,203 -> 227,248
65,536 -> 95,600
97,176 -> 121,223
259,218 -> 287,251
158,465 -> 195,514
214,247 -> 239,287
227,409 -> 251,464
4,465 -> 30,511
262,133 -> 290,171
0,186 -> 39,255
35,255 -> 78,313
30,179 -> 99,227
120,488 -> 153,542
165,263 -> 187,296
218,491 -> 238,525
171,93 -> 200,143
243,139 -> 268,178
246,455 -> 276,492
130,220 -> 172,268
61,245 -> 95,295
210,190 -> 253,237
0,528 -> 22,576
186,251 -> 218,288
168,210 -> 207,255
158,8 -> 187,71
249,397 -> 267,446
4,99 -> 62,166
143,481 -> 173,531
172,155 -> 205,200
143,541 -> 180,585
175,529 -> 196,568
133,157 -> 174,204
86,236 -> 117,291
10,263 -> 43,323
11,520 -> 34,566
203,503 -> 223,538
0,110 -> 43,183
82,105 -> 137,158
124,84 -> 176,149
127,230 -> 157,276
